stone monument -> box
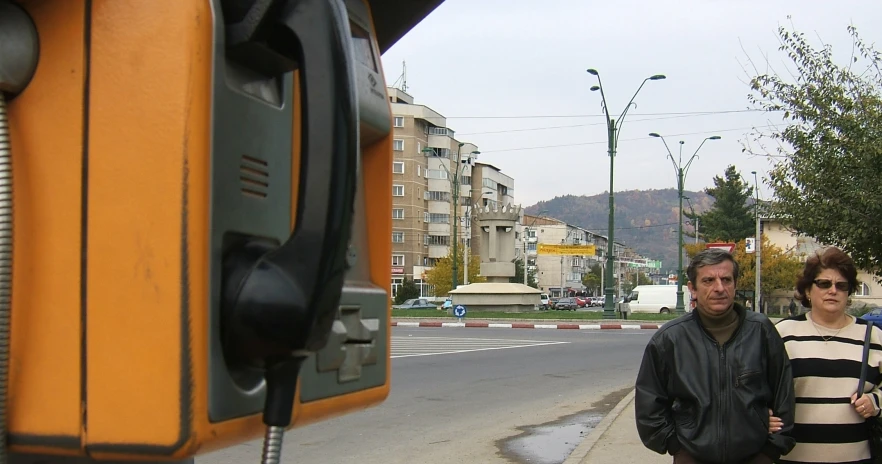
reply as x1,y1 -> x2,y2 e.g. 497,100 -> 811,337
448,203 -> 540,312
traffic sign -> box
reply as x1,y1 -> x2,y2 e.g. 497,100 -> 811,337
705,242 -> 736,253
453,305 -> 467,318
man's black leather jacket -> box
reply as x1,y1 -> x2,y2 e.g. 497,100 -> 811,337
635,304 -> 796,463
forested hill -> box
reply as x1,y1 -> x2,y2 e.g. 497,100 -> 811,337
525,189 -> 714,270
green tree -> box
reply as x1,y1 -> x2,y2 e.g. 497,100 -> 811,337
695,165 -> 755,242
746,23 -> 882,274
393,277 -> 421,305
425,248 -> 485,297
511,258 -> 538,288
582,264 -> 603,296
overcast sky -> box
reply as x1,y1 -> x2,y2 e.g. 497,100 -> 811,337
380,0 -> 882,206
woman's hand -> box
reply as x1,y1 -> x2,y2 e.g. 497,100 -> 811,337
768,409 -> 782,433
852,393 -> 879,419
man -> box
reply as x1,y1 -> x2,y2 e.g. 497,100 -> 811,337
635,249 -> 795,463
788,298 -> 797,317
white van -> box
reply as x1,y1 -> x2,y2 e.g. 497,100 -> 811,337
623,285 -> 691,315
539,294 -> 550,310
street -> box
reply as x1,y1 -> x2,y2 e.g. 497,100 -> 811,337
200,327 -> 653,464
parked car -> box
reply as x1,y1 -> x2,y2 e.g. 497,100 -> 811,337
861,307 -> 882,329
441,298 -> 453,310
554,297 -> 579,311
539,293 -> 550,310
392,298 -> 435,310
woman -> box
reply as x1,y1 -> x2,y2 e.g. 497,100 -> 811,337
774,247 -> 882,463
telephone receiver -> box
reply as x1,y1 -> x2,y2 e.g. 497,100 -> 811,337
217,0 -> 360,430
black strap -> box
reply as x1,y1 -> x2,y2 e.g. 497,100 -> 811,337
859,323 -> 873,398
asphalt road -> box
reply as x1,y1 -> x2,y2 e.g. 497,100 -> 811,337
200,328 -> 653,464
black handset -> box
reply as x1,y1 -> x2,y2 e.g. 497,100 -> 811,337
218,0 -> 359,434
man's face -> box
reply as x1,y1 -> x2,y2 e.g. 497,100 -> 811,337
687,260 -> 736,317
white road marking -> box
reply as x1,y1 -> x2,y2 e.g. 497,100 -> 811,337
391,335 -> 569,359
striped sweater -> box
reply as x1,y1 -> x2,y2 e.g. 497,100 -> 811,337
776,314 -> 882,464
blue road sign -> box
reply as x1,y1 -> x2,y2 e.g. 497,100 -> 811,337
453,305 -> 467,318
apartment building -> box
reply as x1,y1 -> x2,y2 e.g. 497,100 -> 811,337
387,87 -> 487,298
520,214 -> 658,298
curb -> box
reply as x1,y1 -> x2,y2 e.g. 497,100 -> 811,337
391,321 -> 662,330
563,389 -> 636,464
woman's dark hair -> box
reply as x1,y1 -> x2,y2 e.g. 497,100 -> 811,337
794,246 -> 858,308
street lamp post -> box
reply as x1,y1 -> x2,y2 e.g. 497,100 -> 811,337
422,144 -> 479,291
648,133 -> 721,314
587,69 -> 666,319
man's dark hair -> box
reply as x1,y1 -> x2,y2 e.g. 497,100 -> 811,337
794,246 -> 858,308
686,248 -> 740,284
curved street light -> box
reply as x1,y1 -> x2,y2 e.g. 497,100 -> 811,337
648,132 -> 721,314
587,69 -> 666,319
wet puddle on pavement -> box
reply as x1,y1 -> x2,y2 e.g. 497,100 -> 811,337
497,387 -> 631,464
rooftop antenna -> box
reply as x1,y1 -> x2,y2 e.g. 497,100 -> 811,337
390,61 -> 408,92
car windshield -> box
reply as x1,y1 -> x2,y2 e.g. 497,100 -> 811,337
403,299 -> 416,305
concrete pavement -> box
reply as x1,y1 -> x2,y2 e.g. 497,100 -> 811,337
565,389 -> 670,464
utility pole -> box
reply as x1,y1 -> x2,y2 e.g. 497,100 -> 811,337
587,68 -> 666,319
752,171 -> 761,313
463,207 -> 469,285
451,143 -> 463,291
649,133 -> 721,314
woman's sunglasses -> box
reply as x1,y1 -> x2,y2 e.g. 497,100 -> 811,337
813,279 -> 850,292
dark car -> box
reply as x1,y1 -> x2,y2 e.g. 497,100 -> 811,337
554,297 -> 579,311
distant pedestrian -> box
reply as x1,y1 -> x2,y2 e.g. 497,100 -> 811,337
635,248 -> 795,463
788,298 -> 797,316
746,299 -> 753,311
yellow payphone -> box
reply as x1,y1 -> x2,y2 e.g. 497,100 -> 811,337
0,0 -> 442,462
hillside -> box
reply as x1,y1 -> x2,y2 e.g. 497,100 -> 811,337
525,188 -> 714,271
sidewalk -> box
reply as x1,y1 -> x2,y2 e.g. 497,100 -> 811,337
564,390 -> 670,464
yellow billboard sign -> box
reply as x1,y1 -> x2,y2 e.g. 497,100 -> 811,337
537,243 -> 597,256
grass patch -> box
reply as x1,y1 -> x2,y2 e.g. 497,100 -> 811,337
391,309 -> 680,321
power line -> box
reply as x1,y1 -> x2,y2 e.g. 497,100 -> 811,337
478,126 -> 764,154
445,109 -> 779,120
457,113 -> 763,136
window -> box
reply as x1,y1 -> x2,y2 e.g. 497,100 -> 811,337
428,213 -> 449,223
427,169 -> 449,180
391,277 -> 403,297
393,139 -> 404,151
425,148 -> 449,157
855,282 -> 871,296
417,165 -> 422,177
392,208 -> 404,219
527,243 -> 537,252
392,232 -> 404,243
393,116 -> 404,127
427,235 -> 450,246
392,254 -> 405,267
482,178 -> 498,190
425,191 -> 450,202
393,162 -> 404,174
393,184 -> 404,196
417,142 -> 421,155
